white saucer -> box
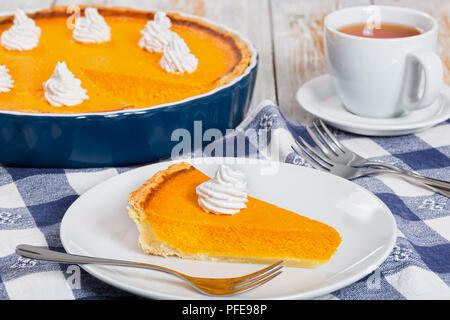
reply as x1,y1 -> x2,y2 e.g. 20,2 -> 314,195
296,74 -> 450,136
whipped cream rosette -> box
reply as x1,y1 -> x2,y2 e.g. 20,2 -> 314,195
1,8 -> 41,51
0,65 -> 14,92
196,165 -> 249,215
43,62 -> 89,107
73,7 -> 111,43
139,11 -> 173,53
160,32 -> 198,74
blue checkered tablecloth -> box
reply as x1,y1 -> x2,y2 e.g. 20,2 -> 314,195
0,100 -> 449,299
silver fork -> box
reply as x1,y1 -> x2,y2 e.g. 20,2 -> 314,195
16,244 -> 283,297
292,140 -> 450,198
298,119 -> 450,191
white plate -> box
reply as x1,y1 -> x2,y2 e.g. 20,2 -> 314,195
60,157 -> 397,300
296,74 -> 450,136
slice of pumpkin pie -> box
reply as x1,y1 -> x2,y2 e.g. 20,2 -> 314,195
128,162 -> 341,267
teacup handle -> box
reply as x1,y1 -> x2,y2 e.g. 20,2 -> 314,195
401,50 -> 443,111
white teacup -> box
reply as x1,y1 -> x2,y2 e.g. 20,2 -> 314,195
324,6 -> 443,118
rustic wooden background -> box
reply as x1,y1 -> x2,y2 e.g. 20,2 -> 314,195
5,0 -> 450,124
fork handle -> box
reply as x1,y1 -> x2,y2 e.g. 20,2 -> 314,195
15,244 -> 185,279
360,162 -> 450,191
363,169 -> 450,198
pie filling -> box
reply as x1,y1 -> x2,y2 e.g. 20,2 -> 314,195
0,8 -> 249,113
128,163 -> 342,267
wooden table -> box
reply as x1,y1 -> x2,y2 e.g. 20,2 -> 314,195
5,0 -> 450,124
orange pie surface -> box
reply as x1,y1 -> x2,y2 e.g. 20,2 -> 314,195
0,7 -> 250,113
128,162 -> 342,267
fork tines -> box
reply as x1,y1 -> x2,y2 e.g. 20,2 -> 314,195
292,120 -> 343,172
292,137 -> 333,171
228,261 -> 284,295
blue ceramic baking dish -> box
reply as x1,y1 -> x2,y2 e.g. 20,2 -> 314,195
0,10 -> 258,168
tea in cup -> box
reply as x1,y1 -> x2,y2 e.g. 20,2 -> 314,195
324,6 -> 443,118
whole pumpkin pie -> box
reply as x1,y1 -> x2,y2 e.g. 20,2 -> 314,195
128,162 -> 342,267
0,6 -> 251,113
